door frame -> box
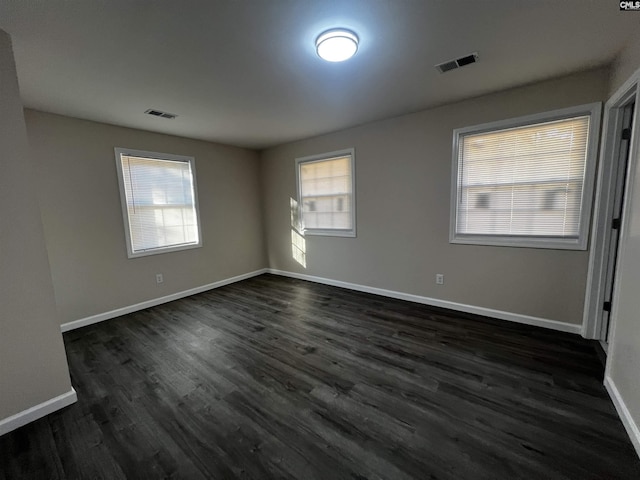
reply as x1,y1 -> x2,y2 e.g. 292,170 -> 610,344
583,72 -> 640,340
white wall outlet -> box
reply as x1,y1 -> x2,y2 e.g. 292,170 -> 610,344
156,273 -> 164,284
435,274 -> 444,285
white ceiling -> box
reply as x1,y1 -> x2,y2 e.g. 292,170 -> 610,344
0,1 -> 638,149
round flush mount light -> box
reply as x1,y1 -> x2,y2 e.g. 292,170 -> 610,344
315,29 -> 359,62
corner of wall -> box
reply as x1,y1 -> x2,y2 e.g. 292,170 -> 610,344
0,28 -> 74,433
604,375 -> 640,458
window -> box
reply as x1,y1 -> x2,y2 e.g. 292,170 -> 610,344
296,149 -> 356,237
114,148 -> 202,258
451,103 -> 601,249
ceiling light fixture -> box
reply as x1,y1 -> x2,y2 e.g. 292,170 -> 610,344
315,29 -> 359,62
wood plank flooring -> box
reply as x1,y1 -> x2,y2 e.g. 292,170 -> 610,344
1,274 -> 639,479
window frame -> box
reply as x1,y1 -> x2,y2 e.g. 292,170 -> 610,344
114,147 -> 203,258
450,103 -> 602,250
295,148 -> 356,237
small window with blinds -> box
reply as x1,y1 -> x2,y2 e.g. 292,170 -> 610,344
451,103 -> 601,250
296,149 -> 356,237
114,148 -> 202,258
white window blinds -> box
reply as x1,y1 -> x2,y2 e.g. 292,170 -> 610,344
297,150 -> 356,236
116,149 -> 201,257
454,115 -> 593,244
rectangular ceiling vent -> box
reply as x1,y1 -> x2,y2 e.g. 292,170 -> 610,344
435,52 -> 478,74
145,109 -> 177,119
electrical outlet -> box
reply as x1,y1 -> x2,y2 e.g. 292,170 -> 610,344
156,273 -> 164,284
435,274 -> 444,285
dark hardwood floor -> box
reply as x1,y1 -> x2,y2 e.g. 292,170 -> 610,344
1,274 -> 639,479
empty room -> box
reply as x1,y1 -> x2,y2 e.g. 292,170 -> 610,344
2,1 -> 640,478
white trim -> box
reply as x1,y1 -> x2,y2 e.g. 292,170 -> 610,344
604,79 -> 640,371
604,375 -> 640,458
599,65 -> 640,460
598,339 -> 609,354
0,388 -> 77,436
295,148 -> 357,238
584,74 -> 640,339
114,147 -> 203,259
268,269 -> 581,334
60,269 -> 268,332
450,103 -> 602,251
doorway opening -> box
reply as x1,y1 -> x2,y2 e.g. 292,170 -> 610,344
600,102 -> 634,348
584,81 -> 640,347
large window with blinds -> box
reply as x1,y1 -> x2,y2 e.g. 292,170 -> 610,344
296,149 -> 356,237
114,148 -> 202,258
451,103 -> 601,249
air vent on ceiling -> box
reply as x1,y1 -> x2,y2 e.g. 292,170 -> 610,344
435,52 -> 478,74
145,109 -> 177,119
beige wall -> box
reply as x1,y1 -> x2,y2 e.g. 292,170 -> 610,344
605,31 -> 640,453
261,68 -> 609,325
0,30 -> 73,420
25,110 -> 267,325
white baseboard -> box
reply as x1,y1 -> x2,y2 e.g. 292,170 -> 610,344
60,269 -> 269,332
0,388 -> 77,436
268,269 -> 582,334
60,266 -> 582,335
604,375 -> 640,458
